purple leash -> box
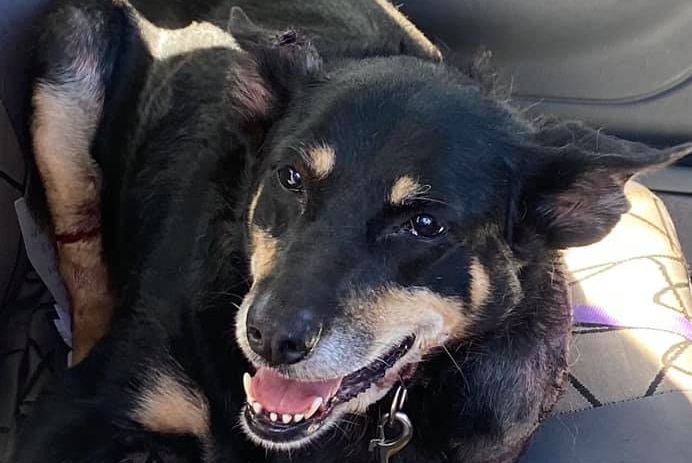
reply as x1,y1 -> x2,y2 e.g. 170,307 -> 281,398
572,304 -> 692,340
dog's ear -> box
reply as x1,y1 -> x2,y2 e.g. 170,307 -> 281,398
516,121 -> 692,249
224,7 -> 322,128
228,6 -> 258,32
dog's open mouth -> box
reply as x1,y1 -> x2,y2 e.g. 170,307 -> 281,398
242,336 -> 416,444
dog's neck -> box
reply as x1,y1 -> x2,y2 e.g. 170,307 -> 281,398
379,252 -> 571,461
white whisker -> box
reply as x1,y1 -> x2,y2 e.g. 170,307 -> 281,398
443,344 -> 469,392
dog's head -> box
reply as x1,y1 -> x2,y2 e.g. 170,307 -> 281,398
227,15 -> 692,450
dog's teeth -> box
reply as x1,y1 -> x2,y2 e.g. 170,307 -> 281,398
270,412 -> 278,422
252,402 -> 263,415
305,397 -> 323,419
307,422 -> 320,434
282,414 -> 292,424
293,414 -> 304,423
243,373 -> 254,402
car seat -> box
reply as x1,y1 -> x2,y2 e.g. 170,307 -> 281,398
0,1 -> 68,461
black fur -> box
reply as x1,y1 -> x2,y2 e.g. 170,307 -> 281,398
15,1 -> 691,462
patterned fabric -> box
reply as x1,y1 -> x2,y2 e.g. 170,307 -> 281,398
555,181 -> 692,413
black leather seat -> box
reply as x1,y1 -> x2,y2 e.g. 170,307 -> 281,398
0,2 -> 69,461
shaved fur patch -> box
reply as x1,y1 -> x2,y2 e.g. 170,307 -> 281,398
249,225 -> 278,282
32,59 -> 114,364
469,258 -> 491,308
131,370 -> 210,437
388,176 -> 431,206
301,143 -> 336,179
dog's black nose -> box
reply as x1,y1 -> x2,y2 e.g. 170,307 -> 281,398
246,309 -> 321,366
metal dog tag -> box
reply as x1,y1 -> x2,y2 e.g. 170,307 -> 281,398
369,386 -> 413,463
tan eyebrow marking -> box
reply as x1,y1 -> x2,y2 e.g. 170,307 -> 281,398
388,176 -> 431,206
301,142 -> 336,179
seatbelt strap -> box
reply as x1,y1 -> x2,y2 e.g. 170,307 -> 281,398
15,197 -> 73,354
572,304 -> 692,340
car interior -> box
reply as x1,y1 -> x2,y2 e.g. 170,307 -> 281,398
1,1 -> 690,462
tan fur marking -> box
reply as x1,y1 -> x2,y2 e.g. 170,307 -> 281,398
33,81 -> 115,364
58,238 -> 116,363
247,183 -> 264,226
33,85 -> 102,235
247,183 -> 278,283
348,287 -> 470,352
250,226 -> 278,282
302,143 -> 336,179
377,288 -> 468,337
388,176 -> 431,206
131,372 -> 210,437
469,258 -> 491,309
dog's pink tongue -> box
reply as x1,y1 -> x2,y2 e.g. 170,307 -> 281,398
251,368 -> 341,414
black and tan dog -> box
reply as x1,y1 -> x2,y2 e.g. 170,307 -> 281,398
14,0 -> 692,462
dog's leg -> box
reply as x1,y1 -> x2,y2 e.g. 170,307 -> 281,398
31,0 -> 131,363
12,378 -> 203,463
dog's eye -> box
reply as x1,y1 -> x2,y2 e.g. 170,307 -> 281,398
408,214 -> 445,238
277,166 -> 303,192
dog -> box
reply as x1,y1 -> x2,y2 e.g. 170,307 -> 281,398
14,1 -> 692,462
